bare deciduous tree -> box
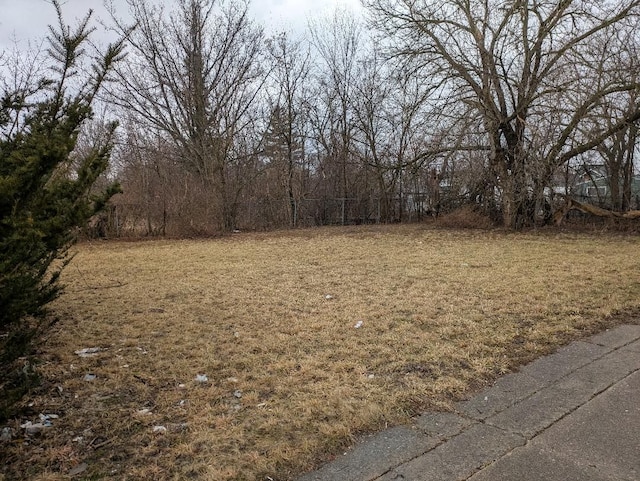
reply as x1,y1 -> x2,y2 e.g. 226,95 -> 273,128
263,32 -> 311,227
353,52 -> 440,221
309,9 -> 364,224
366,0 -> 640,228
576,32 -> 640,212
109,0 -> 264,231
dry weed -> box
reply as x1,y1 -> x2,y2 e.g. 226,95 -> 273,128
3,225 -> 640,480
436,205 -> 495,229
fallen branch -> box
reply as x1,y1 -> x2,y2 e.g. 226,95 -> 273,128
554,197 -> 640,225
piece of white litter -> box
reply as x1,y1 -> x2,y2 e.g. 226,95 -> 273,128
38,414 -> 57,426
75,347 -> 102,357
152,426 -> 167,434
20,421 -> 48,435
354,321 -> 363,329
178,383 -> 186,389
1,427 -> 12,442
69,463 -> 88,476
368,374 -> 375,379
195,374 -> 208,383
136,408 -> 152,415
325,294 -> 334,300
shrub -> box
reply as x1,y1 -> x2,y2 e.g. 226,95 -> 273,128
0,1 -> 124,416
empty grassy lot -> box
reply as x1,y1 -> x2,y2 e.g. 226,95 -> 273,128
3,224 -> 640,480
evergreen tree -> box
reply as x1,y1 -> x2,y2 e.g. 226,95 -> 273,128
0,2 -> 124,368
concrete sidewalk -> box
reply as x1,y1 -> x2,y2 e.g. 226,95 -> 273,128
298,324 -> 640,481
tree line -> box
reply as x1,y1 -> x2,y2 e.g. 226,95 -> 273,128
103,0 -> 437,235
7,0 -> 640,236
103,0 -> 640,234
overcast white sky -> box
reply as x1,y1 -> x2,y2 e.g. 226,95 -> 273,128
0,0 -> 364,51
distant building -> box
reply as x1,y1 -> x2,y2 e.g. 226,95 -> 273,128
572,166 -> 640,209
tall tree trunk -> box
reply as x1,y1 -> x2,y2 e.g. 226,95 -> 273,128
622,123 -> 637,211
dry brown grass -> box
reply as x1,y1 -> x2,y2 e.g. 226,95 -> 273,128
3,224 -> 640,480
